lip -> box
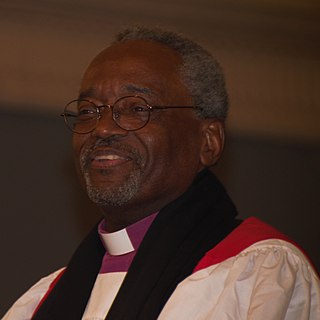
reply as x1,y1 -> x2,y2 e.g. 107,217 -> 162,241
88,147 -> 132,169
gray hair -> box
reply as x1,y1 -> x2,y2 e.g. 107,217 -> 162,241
115,26 -> 228,120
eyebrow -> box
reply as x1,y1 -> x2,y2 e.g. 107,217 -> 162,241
78,84 -> 154,100
124,84 -> 153,95
78,88 -> 97,100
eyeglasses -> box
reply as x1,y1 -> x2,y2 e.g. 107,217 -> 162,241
61,95 -> 199,134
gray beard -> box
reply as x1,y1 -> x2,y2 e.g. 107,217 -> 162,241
79,138 -> 144,207
83,168 -> 141,207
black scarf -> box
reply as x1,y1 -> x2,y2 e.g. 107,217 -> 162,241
33,170 -> 240,320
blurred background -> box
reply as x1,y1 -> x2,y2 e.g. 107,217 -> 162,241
1,0 -> 319,316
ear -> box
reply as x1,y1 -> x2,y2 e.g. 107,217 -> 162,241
199,119 -> 225,167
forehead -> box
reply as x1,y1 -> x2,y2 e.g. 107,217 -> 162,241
80,40 -> 189,101
90,40 -> 183,72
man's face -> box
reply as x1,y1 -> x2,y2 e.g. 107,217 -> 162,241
73,40 -> 206,229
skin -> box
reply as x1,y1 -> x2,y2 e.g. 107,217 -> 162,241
73,39 -> 225,232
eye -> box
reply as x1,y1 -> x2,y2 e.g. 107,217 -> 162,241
132,105 -> 149,113
113,96 -> 149,117
78,107 -> 95,115
77,104 -> 97,120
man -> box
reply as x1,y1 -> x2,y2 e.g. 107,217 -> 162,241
4,26 -> 320,319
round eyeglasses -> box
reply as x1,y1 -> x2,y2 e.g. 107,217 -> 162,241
61,95 -> 199,134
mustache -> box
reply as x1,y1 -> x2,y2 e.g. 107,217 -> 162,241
80,137 -> 143,168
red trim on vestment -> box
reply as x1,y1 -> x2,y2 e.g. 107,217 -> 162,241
194,217 -> 294,273
31,269 -> 66,318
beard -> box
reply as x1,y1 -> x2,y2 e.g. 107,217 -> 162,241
79,139 -> 144,207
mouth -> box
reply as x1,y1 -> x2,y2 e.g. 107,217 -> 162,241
80,137 -> 144,173
88,148 -> 132,169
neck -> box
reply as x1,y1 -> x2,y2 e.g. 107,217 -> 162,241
99,201 -> 163,232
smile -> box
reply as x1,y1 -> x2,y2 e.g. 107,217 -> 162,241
80,138 -> 144,174
88,148 -> 132,169
95,154 -> 126,161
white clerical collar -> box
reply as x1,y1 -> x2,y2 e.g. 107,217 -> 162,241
99,226 -> 134,256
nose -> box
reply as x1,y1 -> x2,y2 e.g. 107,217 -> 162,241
91,106 -> 128,139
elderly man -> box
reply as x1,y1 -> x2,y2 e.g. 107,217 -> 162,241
4,27 -> 320,320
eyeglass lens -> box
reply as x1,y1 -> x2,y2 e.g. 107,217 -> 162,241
63,96 -> 151,133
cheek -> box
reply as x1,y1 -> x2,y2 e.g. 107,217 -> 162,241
140,121 -> 201,175
171,133 -> 200,168
138,125 -> 202,200
167,115 -> 201,151
135,127 -> 172,184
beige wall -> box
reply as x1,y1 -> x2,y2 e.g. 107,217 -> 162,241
1,0 -> 319,143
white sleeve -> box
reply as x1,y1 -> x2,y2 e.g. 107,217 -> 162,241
2,268 -> 64,320
244,241 -> 319,319
159,239 -> 320,320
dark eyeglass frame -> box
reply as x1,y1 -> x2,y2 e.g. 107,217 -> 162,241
60,95 -> 200,134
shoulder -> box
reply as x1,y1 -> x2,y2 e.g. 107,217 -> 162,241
2,268 -> 65,320
159,218 -> 320,320
195,216 -> 319,299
